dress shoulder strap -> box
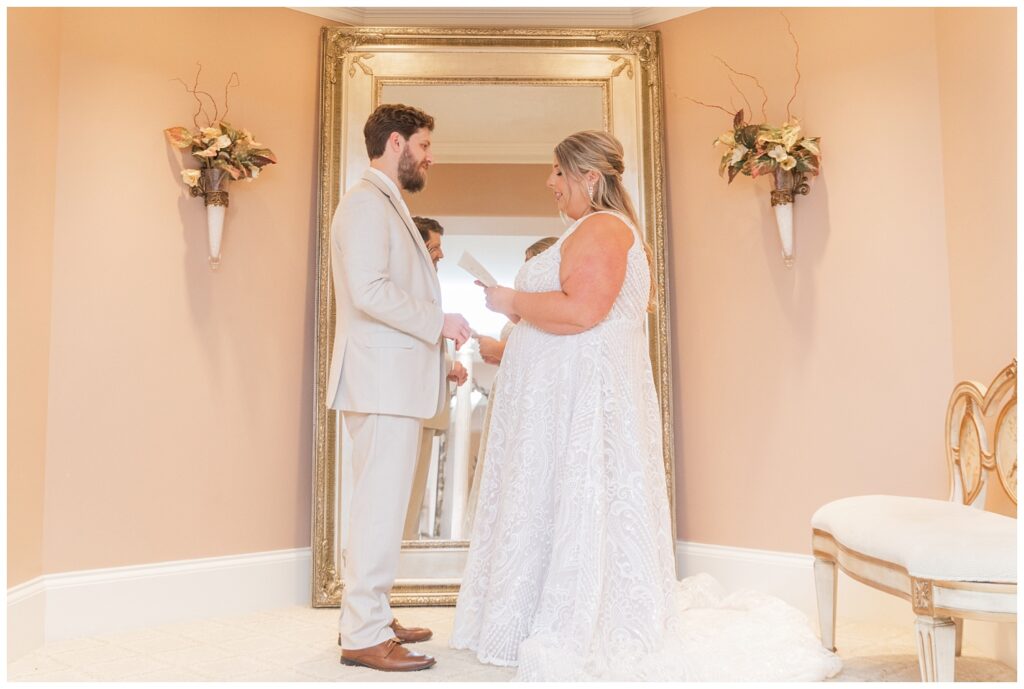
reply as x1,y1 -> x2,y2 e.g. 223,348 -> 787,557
576,210 -> 642,246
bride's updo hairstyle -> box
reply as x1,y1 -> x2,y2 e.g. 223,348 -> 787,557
554,130 -> 655,312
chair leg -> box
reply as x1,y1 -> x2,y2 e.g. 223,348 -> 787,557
953,617 -> 963,657
813,557 -> 838,652
915,615 -> 956,682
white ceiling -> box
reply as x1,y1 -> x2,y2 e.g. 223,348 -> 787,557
290,6 -> 703,28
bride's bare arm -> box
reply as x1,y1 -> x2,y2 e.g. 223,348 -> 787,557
512,214 -> 633,335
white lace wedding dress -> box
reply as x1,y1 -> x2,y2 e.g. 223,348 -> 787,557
450,211 -> 842,681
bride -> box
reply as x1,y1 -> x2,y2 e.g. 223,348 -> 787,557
449,130 -> 842,681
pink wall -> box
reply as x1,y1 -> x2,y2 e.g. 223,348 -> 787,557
935,8 -> 1016,383
7,7 -> 335,581
8,8 -> 61,587
654,7 -> 1013,552
414,164 -> 553,216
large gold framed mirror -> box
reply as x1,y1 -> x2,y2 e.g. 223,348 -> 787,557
312,26 -> 674,607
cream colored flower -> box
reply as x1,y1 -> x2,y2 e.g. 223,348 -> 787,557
212,134 -> 232,150
242,129 -> 263,147
782,127 -> 801,150
715,130 -> 735,147
180,169 -> 202,187
756,127 -> 783,146
194,144 -> 219,158
729,144 -> 749,166
799,138 -> 820,155
779,156 -> 797,171
200,126 -> 221,141
164,126 -> 195,149
768,145 -> 788,162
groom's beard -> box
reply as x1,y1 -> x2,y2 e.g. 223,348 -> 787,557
398,146 -> 427,193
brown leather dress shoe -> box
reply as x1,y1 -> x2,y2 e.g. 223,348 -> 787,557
337,618 -> 433,646
390,618 -> 433,643
340,638 -> 436,672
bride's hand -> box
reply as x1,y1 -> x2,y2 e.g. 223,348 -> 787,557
475,281 -> 518,318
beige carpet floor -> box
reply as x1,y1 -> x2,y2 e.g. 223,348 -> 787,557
8,605 -> 1015,682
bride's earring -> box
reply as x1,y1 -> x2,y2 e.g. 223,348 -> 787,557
586,180 -> 595,200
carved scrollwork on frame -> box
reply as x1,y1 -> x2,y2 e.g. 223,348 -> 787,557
608,55 -> 633,79
596,31 -> 658,84
314,538 -> 343,603
324,27 -> 661,86
349,53 -> 375,78
324,31 -> 385,85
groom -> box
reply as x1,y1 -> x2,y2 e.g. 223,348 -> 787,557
326,103 -> 471,672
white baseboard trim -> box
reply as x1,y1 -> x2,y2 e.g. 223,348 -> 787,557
675,540 -> 1016,670
676,540 -> 820,616
7,547 -> 311,660
8,541 -> 1014,671
7,578 -> 46,660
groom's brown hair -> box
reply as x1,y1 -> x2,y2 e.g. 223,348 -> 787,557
364,104 -> 435,159
413,216 -> 444,243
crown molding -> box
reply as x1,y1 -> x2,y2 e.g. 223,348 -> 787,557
296,7 -> 364,25
290,7 -> 704,29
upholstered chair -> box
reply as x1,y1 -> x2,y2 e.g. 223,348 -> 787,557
811,360 -> 1016,681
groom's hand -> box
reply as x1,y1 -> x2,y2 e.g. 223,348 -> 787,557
447,361 -> 468,387
442,313 -> 471,350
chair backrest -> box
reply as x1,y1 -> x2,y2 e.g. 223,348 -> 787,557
945,359 -> 1017,509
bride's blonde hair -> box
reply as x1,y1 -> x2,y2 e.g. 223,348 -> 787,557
554,130 -> 656,313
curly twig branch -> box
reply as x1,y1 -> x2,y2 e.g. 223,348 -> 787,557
172,77 -> 204,129
171,63 -> 208,129
714,55 -> 768,121
222,72 -> 240,122
192,63 -> 219,125
727,76 -> 752,122
781,12 -> 802,121
172,63 -> 223,128
668,87 -> 737,117
683,96 -> 736,117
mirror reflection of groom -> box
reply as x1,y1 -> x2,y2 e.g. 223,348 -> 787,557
405,217 -> 468,541
325,104 -> 471,672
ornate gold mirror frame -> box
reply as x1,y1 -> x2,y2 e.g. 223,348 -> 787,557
312,26 -> 675,607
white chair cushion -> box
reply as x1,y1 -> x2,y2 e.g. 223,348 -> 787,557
812,495 -> 1016,583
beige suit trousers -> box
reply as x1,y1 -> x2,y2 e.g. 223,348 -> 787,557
339,411 -> 422,650
403,428 -> 437,539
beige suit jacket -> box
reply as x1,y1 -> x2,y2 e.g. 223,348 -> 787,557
326,169 -> 446,418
